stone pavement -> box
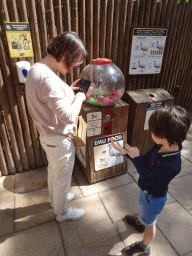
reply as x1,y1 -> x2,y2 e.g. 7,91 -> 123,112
0,125 -> 192,256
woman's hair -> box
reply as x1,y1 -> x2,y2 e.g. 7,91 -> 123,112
47,31 -> 87,69
149,106 -> 191,146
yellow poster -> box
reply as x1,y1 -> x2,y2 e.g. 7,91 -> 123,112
4,22 -> 34,58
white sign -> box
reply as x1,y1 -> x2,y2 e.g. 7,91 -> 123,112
129,28 -> 167,75
93,134 -> 124,171
87,111 -> 102,137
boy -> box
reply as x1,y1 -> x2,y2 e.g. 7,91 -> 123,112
111,106 -> 191,255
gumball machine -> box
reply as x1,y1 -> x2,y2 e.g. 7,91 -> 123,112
75,58 -> 129,184
80,58 -> 125,107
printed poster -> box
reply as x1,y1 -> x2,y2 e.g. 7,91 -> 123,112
129,28 -> 167,75
93,134 -> 124,171
4,22 -> 34,58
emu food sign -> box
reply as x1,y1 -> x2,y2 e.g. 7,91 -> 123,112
93,134 -> 124,171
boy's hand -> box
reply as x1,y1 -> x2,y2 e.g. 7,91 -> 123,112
124,144 -> 140,159
111,138 -> 126,155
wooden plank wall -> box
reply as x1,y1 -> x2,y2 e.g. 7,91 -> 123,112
0,0 -> 192,175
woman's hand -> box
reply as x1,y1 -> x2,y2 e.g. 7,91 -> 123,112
124,144 -> 140,159
70,79 -> 81,91
75,92 -> 86,102
111,138 -> 126,155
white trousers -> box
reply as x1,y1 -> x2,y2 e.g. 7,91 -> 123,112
40,135 -> 75,215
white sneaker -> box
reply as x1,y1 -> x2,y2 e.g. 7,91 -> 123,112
50,192 -> 75,208
56,207 -> 84,222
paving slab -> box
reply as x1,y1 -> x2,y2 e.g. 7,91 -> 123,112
169,173 -> 192,210
74,166 -> 134,197
127,159 -> 137,173
177,157 -> 192,178
181,140 -> 192,162
186,124 -> 192,141
157,201 -> 192,255
14,188 -> 55,231
0,222 -> 65,256
182,251 -> 192,256
0,175 -> 14,236
130,172 -> 176,205
15,167 -> 48,194
59,193 -> 124,256
119,222 -> 178,256
99,183 -> 140,223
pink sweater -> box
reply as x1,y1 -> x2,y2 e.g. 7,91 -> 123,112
25,63 -> 77,137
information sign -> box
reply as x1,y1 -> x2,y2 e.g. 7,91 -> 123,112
129,28 -> 167,75
4,22 -> 34,58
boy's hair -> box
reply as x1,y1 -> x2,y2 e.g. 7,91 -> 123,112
47,31 -> 87,70
149,106 -> 191,146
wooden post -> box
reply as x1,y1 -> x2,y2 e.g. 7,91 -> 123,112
111,0 -> 120,64
37,0 -> 48,58
86,0 -> 93,64
99,0 -> 108,58
63,0 -> 73,84
159,0 -> 179,90
105,0 -> 114,59
54,0 -> 63,34
0,8 -> 25,174
45,0 -> 56,39
0,140 -> 8,176
0,104 -> 16,175
123,0 -> 134,89
93,0 -> 100,59
117,0 -> 128,70
71,0 -> 79,80
78,0 -> 86,71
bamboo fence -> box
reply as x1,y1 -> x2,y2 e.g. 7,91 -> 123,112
0,0 -> 192,175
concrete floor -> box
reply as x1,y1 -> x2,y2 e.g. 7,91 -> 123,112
0,125 -> 192,256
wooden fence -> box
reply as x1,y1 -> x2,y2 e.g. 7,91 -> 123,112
0,0 -> 192,176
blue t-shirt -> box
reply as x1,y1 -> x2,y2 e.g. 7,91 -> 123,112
126,143 -> 182,197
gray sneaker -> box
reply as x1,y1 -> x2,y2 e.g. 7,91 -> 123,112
56,207 -> 84,222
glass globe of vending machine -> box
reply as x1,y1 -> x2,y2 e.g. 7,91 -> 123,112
79,58 -> 125,107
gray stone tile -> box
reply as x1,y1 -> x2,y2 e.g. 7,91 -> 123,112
59,194 -> 124,256
0,222 -> 65,256
182,251 -> 192,256
0,208 -> 14,237
74,166 -> 134,196
157,202 -> 192,255
128,172 -> 176,205
186,124 -> 192,141
70,175 -> 84,200
119,223 -> 178,256
177,157 -> 192,178
169,174 -> 192,210
99,183 -> 140,222
181,140 -> 192,162
127,159 -> 137,174
15,167 -> 48,193
15,188 -> 55,231
0,176 -> 14,236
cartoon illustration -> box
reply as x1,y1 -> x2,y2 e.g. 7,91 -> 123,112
10,34 -> 30,51
154,61 -> 161,72
138,61 -> 146,72
140,42 -> 148,55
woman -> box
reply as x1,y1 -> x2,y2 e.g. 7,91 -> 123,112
25,32 -> 87,222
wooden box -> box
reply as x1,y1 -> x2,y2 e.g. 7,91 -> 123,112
124,88 -> 174,154
75,100 -> 129,184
